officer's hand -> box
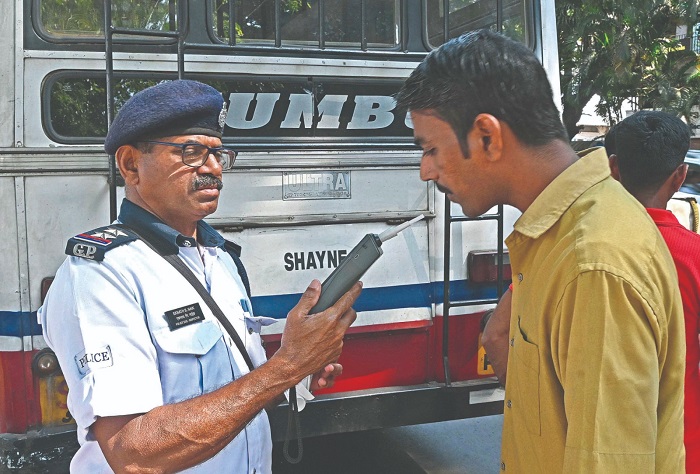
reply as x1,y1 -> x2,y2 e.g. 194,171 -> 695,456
278,280 -> 361,384
310,363 -> 343,392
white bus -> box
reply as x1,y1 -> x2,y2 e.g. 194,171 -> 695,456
0,0 -> 558,469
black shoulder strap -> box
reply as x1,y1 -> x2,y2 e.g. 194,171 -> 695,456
223,240 -> 251,298
117,225 -> 305,463
116,224 -> 255,372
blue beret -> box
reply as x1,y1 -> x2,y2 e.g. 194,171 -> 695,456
104,80 -> 227,155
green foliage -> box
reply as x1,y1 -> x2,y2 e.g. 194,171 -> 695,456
557,0 -> 700,138
282,0 -> 305,14
40,0 -> 176,36
50,78 -> 160,138
50,78 -> 107,137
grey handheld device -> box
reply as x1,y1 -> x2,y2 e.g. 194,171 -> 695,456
309,214 -> 425,314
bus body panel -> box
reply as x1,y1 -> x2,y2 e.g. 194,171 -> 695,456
0,177 -> 20,312
1,0 -> 556,468
0,1 -> 15,148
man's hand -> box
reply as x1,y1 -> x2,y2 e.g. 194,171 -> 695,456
482,287 -> 512,386
310,363 -> 343,391
276,279 -> 361,385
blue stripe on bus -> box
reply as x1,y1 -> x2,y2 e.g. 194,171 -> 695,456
0,280 -> 505,336
0,311 -> 42,338
251,279 -> 502,319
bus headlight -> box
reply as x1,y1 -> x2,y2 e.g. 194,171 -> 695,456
32,348 -> 60,377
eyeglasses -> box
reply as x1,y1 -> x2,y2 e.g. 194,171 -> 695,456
139,140 -> 237,171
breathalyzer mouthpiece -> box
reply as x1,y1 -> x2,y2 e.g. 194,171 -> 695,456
378,214 -> 426,243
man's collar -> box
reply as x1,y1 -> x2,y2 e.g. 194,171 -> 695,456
117,199 -> 224,254
197,220 -> 226,248
646,207 -> 682,226
513,147 -> 611,239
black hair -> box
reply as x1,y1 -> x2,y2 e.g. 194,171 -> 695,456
395,29 -> 568,151
603,124 -> 617,157
608,111 -> 690,194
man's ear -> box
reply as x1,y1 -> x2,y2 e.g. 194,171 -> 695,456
471,113 -> 502,162
608,154 -> 621,181
670,163 -> 688,193
115,145 -> 141,186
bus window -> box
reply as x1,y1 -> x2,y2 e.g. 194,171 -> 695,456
37,0 -> 178,39
47,76 -> 161,142
211,0 -> 399,49
426,0 -> 527,48
45,74 -> 413,146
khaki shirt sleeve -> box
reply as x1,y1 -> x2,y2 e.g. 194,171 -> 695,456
554,270 -> 661,472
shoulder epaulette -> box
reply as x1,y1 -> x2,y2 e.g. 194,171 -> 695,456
65,226 -> 138,261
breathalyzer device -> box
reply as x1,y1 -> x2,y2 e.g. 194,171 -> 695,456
309,214 -> 426,314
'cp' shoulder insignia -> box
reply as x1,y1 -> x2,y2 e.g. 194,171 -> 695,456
65,226 -> 138,262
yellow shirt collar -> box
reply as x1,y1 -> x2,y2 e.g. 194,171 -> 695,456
513,147 -> 611,239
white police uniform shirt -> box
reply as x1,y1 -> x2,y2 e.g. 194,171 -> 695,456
38,199 -> 273,473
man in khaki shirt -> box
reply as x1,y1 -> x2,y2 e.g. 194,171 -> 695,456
396,30 -> 685,472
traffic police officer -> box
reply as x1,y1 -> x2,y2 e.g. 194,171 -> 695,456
39,80 -> 361,473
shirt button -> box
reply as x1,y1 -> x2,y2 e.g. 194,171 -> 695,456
248,327 -> 254,334
517,273 -> 523,282
506,400 -> 512,408
509,337 -> 514,347
501,461 -> 506,470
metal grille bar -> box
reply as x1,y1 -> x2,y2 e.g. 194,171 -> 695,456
319,1 -> 325,49
441,200 -> 506,386
360,0 -> 367,51
228,0 -> 236,46
443,0 -> 449,43
104,0 -> 184,221
274,0 -> 282,47
438,0 -> 508,387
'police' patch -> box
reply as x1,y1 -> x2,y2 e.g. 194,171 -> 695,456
75,346 -> 113,377
164,303 -> 205,331
65,226 -> 138,261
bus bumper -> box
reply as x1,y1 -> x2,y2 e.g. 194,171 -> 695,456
268,378 -> 504,442
0,428 -> 78,473
0,379 -> 503,470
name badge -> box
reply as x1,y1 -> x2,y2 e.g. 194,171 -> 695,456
164,303 -> 205,331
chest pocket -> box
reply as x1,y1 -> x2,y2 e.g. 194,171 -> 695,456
512,316 -> 541,436
152,320 -> 233,404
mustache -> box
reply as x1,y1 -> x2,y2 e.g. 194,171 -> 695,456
193,174 -> 223,191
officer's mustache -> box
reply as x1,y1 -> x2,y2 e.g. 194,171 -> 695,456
193,174 -> 223,191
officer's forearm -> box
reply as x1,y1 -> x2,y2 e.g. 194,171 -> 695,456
93,356 -> 298,474
264,393 -> 287,412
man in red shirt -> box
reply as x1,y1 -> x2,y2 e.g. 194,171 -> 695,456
606,110 -> 700,473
